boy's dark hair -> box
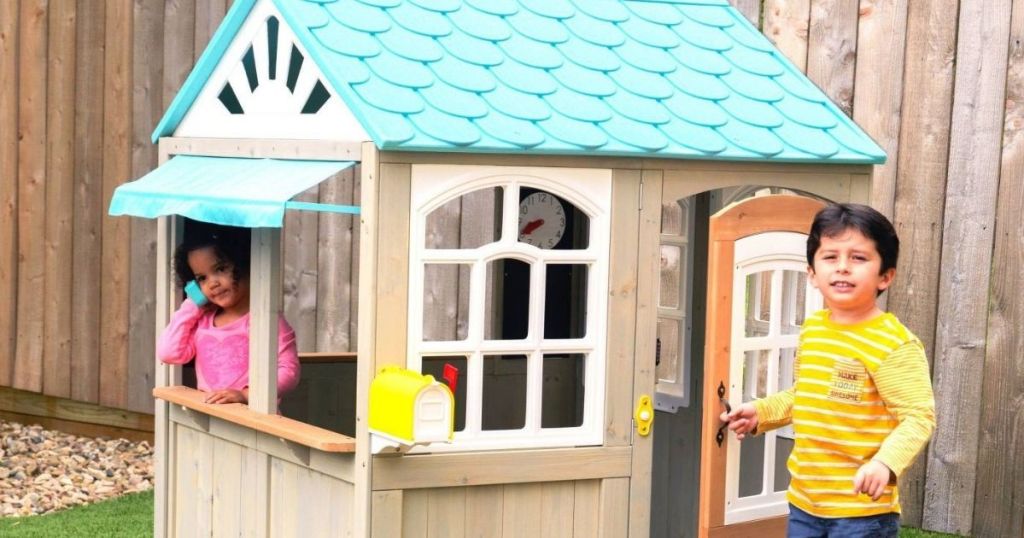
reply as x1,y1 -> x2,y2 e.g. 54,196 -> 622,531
173,222 -> 251,287
807,203 -> 899,274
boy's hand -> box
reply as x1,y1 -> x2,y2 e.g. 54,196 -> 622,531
853,460 -> 893,501
205,389 -> 248,405
720,402 -> 759,440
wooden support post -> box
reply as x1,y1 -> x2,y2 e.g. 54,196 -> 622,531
249,227 -> 281,415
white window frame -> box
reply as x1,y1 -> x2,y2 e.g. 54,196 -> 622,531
408,165 -> 611,452
655,197 -> 696,412
724,231 -> 823,524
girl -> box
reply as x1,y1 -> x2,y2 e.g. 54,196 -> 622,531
157,224 -> 300,405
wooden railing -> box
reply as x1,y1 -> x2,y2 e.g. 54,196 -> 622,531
153,385 -> 355,452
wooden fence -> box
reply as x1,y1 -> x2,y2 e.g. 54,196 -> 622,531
0,0 -> 1020,535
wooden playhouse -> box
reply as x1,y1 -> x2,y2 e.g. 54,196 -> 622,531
108,0 -> 886,536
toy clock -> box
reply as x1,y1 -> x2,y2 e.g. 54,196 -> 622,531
518,192 -> 566,249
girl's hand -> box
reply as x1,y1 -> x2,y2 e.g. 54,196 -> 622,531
204,389 -> 248,405
720,402 -> 759,440
853,460 -> 893,501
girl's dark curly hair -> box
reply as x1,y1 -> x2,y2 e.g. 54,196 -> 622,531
172,222 -> 251,287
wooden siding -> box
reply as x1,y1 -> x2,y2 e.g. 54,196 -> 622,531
0,2 -> 1021,535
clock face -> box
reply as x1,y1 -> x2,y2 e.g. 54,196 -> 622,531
518,192 -> 566,249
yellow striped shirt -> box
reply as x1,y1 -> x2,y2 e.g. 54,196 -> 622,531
753,310 -> 935,518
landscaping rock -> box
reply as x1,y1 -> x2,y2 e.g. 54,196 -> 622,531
0,420 -> 153,518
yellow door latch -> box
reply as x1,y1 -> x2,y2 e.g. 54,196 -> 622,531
635,395 -> 654,436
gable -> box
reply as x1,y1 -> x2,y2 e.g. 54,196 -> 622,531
155,0 -> 885,165
170,0 -> 369,141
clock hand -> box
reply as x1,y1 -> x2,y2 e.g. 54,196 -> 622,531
520,219 -> 545,235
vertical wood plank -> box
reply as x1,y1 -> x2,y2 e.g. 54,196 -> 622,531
605,169 -> 641,447
502,483 -> 543,536
923,1 -> 1014,534
127,0 -> 163,414
41,0 -> 76,399
572,480 -> 600,538
540,481 -> 575,538
427,486 -> 466,537
971,2 -> 1024,536
14,0 -> 48,393
211,438 -> 244,536
762,0 -> 811,71
371,490 -> 404,537
629,169 -> 662,537
163,0 -> 195,109
375,163 -> 411,363
464,484 -> 503,538
806,0 -> 860,115
283,189 -> 319,352
317,167 -> 356,352
351,165 -> 361,349
0,0 -> 19,388
355,144 -> 379,538
852,0 -> 909,217
99,0 -> 132,408
70,0 -> 104,404
597,477 -> 630,538
194,0 -> 227,60
401,488 -> 429,538
250,228 -> 281,414
888,0 -> 958,525
730,0 -> 762,26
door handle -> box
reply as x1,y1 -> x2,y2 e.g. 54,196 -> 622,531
715,381 -> 729,447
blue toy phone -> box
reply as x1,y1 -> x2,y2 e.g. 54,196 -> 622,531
184,280 -> 208,307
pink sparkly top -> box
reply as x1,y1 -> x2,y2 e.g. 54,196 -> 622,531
157,298 -> 300,396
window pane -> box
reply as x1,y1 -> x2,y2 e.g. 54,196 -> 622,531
423,264 -> 470,341
656,319 -> 680,384
661,201 -> 683,235
775,436 -> 793,492
743,349 -> 771,400
421,356 -> 467,432
738,432 -> 765,498
482,354 -> 527,430
425,187 -> 503,249
517,188 -> 589,250
544,264 -> 588,339
744,271 -> 771,337
542,354 -> 585,428
485,259 -> 530,340
659,245 -> 681,309
781,270 -> 806,335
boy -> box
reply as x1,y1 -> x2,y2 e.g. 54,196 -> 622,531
722,203 -> 935,538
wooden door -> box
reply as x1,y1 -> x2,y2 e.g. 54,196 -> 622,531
698,195 -> 825,538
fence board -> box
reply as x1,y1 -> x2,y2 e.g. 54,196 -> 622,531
730,0 -> 762,26
806,0 -> 859,115
852,0 -> 908,217
42,0 -> 76,399
194,0 -> 227,61
971,3 -> 1024,536
0,1 -> 19,388
923,1 -> 1013,534
763,0 -> 811,70
99,0 -> 132,409
14,0 -> 48,393
284,189 -> 320,352
163,0 -> 195,109
888,1 -> 958,525
69,2 -> 104,404
317,168 -> 357,352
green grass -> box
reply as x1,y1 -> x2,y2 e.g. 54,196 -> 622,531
0,490 -> 961,538
0,490 -> 153,537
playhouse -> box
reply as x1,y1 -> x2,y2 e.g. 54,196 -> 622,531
108,0 -> 885,536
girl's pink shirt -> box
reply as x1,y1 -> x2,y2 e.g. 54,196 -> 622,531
157,298 -> 300,396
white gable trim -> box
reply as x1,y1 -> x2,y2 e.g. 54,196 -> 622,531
176,0 -> 369,141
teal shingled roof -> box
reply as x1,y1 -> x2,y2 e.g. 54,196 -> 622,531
152,0 -> 886,164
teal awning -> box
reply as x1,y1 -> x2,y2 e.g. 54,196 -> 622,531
108,155 -> 359,228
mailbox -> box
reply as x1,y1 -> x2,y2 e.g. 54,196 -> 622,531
369,366 -> 454,452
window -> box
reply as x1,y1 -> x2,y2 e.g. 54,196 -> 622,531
655,197 -> 696,412
409,166 -> 610,451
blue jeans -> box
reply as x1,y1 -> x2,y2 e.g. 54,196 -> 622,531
788,504 -> 900,537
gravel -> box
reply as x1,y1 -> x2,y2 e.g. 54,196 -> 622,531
0,420 -> 153,517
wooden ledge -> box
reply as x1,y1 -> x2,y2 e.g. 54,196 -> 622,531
153,386 -> 355,453
298,351 -> 357,363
